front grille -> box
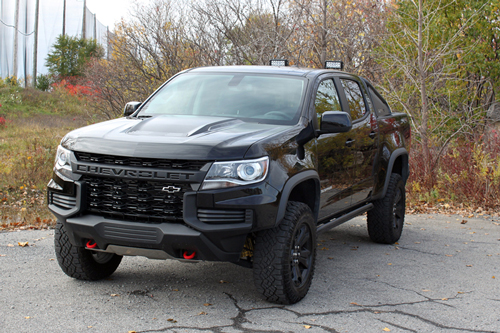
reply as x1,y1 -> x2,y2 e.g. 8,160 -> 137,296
197,209 -> 253,224
49,192 -> 77,210
82,176 -> 189,223
75,152 -> 207,171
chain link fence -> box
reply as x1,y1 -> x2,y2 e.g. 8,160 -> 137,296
0,0 -> 108,86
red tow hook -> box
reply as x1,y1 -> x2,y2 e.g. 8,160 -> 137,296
86,240 -> 97,249
183,251 -> 196,260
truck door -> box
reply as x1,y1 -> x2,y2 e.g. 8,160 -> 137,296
316,78 -> 355,220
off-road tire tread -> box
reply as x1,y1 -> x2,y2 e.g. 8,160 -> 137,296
253,201 -> 316,304
54,221 -> 122,280
367,173 -> 405,244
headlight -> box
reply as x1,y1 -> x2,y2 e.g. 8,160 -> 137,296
54,145 -> 74,179
201,157 -> 269,190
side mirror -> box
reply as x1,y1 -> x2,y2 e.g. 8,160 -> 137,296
123,101 -> 142,117
319,111 -> 352,134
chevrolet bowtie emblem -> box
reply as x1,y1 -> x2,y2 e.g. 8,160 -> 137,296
162,186 -> 181,193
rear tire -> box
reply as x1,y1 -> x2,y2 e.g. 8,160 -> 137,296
54,221 -> 122,280
367,173 -> 406,244
253,201 -> 316,304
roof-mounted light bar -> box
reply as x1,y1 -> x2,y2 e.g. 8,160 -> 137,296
324,61 -> 344,70
270,59 -> 289,67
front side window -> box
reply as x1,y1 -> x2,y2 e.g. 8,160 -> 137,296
341,79 -> 367,121
315,79 -> 341,116
138,73 -> 307,125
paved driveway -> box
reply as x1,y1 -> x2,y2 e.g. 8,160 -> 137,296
1,214 -> 499,332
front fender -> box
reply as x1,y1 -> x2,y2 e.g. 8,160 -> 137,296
274,170 -> 320,227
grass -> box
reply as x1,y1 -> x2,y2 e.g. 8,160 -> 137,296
0,82 -> 90,229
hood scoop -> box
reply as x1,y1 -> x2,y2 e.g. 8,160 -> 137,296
125,115 -> 241,137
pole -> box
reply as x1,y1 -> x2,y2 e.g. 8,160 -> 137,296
24,0 -> 28,87
32,0 -> 40,88
13,0 -> 20,78
82,0 -> 86,39
93,13 -> 96,40
107,26 -> 110,60
63,0 -> 66,36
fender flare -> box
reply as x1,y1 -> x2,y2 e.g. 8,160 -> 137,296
274,170 -> 320,226
381,147 -> 409,198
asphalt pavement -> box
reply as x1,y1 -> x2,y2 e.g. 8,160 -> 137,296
1,214 -> 499,333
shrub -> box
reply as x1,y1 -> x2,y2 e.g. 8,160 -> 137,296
407,131 -> 500,211
36,74 -> 53,91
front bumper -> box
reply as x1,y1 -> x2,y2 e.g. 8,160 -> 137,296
48,175 -> 280,262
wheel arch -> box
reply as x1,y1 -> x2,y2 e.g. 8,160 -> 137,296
381,148 -> 409,198
274,170 -> 320,227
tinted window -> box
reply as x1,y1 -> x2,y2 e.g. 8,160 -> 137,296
368,86 -> 391,116
139,73 -> 306,125
315,79 -> 341,116
341,79 -> 366,120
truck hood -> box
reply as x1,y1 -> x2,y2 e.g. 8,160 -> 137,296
62,115 -> 290,160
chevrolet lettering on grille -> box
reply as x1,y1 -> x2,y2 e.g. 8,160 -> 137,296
162,186 -> 181,193
75,164 -> 196,181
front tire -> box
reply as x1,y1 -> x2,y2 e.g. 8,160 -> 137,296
54,221 -> 122,280
253,201 -> 316,304
367,173 -> 406,244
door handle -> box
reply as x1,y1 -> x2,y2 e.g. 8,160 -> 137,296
345,139 -> 355,147
369,131 -> 377,139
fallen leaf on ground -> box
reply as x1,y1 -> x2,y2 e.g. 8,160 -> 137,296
219,280 -> 228,284
49,258 -> 55,261
445,255 -> 453,257
466,265 -> 472,267
383,328 -> 391,332
203,303 -> 212,306
18,242 -> 29,247
422,289 -> 431,292
0,254 -> 5,257
350,302 -> 358,305
441,298 -> 448,301
328,257 -> 334,260
25,316 -> 30,319
303,325 -> 311,329
321,247 -> 328,250
493,276 -> 496,279
128,331 -> 137,333
172,289 -> 179,291
7,244 -> 14,247
110,294 -> 120,297
387,263 -> 392,265
198,312 -> 207,315
461,220 -> 468,224
167,318 -> 177,323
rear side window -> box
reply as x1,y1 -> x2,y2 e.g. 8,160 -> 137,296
368,86 -> 391,116
315,79 -> 341,116
340,79 -> 366,121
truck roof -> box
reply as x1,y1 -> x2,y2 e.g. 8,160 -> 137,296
187,65 -> 344,78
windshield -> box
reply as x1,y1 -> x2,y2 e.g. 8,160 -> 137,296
138,73 -> 307,125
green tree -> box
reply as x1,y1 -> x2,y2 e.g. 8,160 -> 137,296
377,0 -> 494,173
46,35 -> 104,78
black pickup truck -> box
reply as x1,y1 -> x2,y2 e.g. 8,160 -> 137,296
48,62 -> 410,304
